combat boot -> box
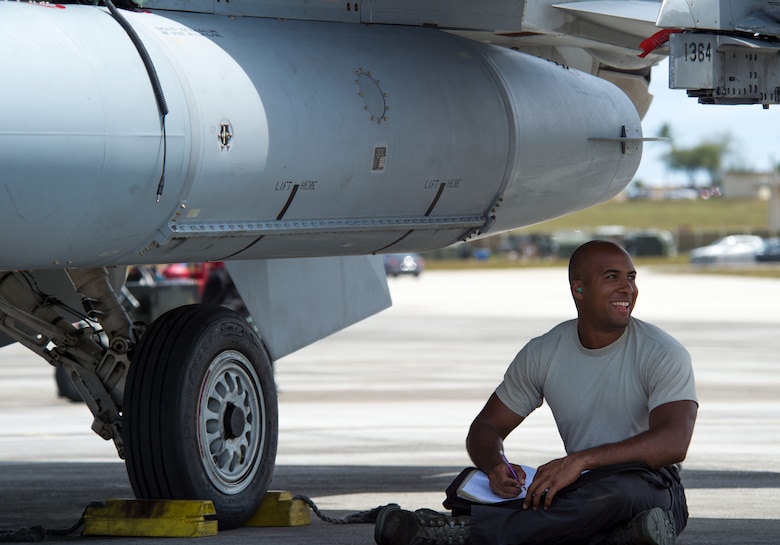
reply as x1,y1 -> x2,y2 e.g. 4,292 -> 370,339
374,505 -> 470,545
603,507 -> 676,545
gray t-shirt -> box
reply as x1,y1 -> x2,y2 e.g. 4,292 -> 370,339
495,318 -> 697,455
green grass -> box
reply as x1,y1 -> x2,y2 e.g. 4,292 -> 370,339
514,197 -> 772,233
426,254 -> 780,278
425,197 -> 780,278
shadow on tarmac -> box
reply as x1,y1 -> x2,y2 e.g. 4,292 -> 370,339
0,462 -> 778,544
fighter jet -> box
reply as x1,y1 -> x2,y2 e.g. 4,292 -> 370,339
1,0 -> 777,529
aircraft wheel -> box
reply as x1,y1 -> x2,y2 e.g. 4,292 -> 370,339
54,366 -> 83,402
124,304 -> 278,529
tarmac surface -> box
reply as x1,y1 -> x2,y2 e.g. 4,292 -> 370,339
0,266 -> 779,544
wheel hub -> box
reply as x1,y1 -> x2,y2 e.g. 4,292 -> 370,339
224,403 -> 246,439
198,350 -> 266,494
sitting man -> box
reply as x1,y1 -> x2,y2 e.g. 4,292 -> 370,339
375,240 -> 698,545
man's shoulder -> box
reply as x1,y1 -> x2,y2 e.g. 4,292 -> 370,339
630,317 -> 680,341
529,319 -> 577,345
545,319 -> 578,336
629,318 -> 689,354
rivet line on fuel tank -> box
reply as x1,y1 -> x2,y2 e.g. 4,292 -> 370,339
373,182 -> 447,252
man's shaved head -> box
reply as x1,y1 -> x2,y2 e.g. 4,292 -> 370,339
568,240 -> 631,283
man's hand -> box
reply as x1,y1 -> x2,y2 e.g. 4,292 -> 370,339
487,462 -> 526,498
466,393 -> 526,497
522,455 -> 584,510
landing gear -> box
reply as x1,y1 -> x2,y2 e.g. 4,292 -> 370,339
0,268 -> 279,528
123,304 -> 278,529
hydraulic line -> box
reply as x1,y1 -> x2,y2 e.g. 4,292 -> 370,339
103,0 -> 169,201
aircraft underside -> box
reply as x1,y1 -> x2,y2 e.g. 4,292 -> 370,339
1,0 -> 777,530
0,2 -> 640,524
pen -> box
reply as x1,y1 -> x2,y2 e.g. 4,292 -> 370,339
499,449 -> 520,483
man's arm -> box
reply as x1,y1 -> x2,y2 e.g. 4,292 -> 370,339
525,399 -> 698,510
466,392 -> 526,498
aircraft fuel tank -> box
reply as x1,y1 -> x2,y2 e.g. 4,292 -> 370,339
0,2 -> 642,269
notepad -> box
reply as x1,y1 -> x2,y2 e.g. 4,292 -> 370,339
456,466 -> 537,504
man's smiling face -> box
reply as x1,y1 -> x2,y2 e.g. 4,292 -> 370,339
572,242 -> 638,348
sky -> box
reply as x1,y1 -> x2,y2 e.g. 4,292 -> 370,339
634,58 -> 780,186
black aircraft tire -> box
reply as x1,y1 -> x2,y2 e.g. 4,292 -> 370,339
54,366 -> 83,402
124,304 -> 278,529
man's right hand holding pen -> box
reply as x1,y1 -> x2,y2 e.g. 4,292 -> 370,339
488,450 -> 526,498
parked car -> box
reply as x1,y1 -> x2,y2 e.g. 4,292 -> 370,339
383,253 -> 425,277
689,235 -> 765,265
756,238 -> 780,262
625,229 -> 677,257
